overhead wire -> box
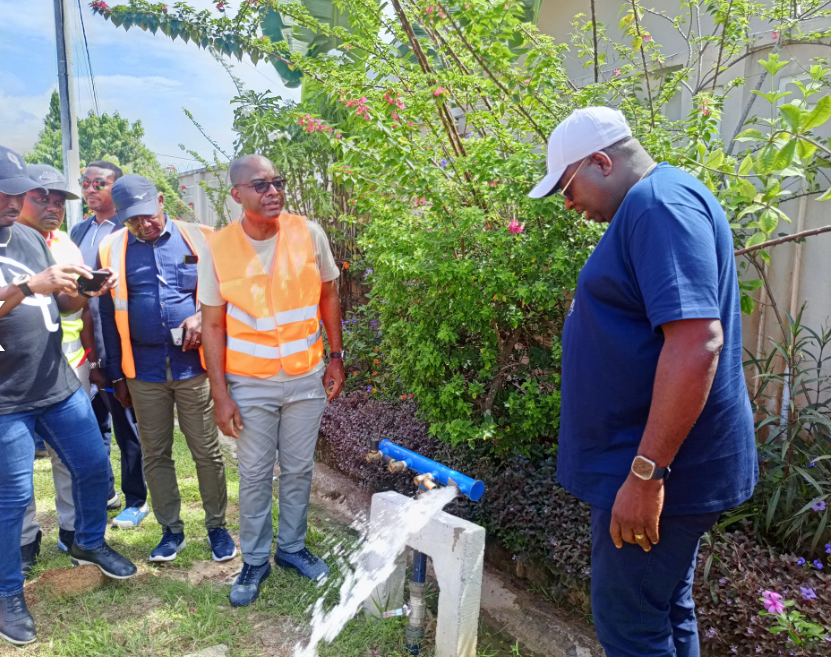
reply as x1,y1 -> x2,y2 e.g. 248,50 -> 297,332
74,0 -> 100,116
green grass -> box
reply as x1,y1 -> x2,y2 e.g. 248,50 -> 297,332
3,429 -> 530,657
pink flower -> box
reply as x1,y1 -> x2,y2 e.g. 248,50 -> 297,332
161,5 -> 167,11
762,590 -> 785,615
644,35 -> 652,42
425,6 -> 434,14
772,30 -> 779,40
217,1 -> 225,9
508,220 -> 524,234
523,78 -> 531,85
336,133 -> 342,139
434,86 -> 448,97
614,69 -> 621,77
345,44 -> 351,51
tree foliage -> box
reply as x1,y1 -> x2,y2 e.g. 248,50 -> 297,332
28,91 -> 191,218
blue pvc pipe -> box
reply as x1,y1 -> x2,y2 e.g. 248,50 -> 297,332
378,440 -> 485,501
412,550 -> 427,584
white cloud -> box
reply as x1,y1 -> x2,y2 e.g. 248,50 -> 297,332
1,0 -> 302,169
0,88 -> 55,154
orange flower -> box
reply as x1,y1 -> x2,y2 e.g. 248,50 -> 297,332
373,358 -> 380,365
343,261 -> 350,270
372,371 -> 378,376
371,388 -> 377,393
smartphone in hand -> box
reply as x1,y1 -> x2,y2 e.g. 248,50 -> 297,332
77,269 -> 112,295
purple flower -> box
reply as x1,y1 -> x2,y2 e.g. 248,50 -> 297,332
800,587 -> 817,600
706,628 -> 717,638
814,559 -> 824,569
797,557 -> 806,566
439,158 -> 448,168
718,578 -> 727,584
366,385 -> 372,393
812,499 -> 826,512
825,543 -> 831,554
762,590 -> 785,614
363,268 -> 374,279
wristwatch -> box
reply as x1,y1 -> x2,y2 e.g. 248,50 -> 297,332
329,351 -> 345,360
12,274 -> 34,297
631,455 -> 671,481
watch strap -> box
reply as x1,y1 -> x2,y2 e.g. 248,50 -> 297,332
18,281 -> 34,297
329,352 -> 343,359
653,465 -> 671,480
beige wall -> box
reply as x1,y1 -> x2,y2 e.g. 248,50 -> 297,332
536,1 -> 831,373
177,167 -> 238,228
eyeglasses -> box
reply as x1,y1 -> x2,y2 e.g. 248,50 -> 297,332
556,158 -> 588,201
79,179 -> 111,191
234,178 -> 285,194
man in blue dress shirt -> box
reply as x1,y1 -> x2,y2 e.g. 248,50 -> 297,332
528,108 -> 757,657
98,175 -> 236,563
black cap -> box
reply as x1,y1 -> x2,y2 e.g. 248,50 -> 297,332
112,175 -> 160,222
0,146 -> 45,195
27,164 -> 81,200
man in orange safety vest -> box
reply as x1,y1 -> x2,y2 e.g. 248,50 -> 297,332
199,154 -> 345,607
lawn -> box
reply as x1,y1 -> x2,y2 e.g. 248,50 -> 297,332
3,428 -> 528,657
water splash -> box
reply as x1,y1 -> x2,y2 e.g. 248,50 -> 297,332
294,486 -> 458,657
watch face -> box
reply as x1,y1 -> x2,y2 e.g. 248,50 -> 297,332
632,456 -> 656,480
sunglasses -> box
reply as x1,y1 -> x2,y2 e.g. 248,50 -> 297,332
79,179 -> 111,191
234,178 -> 285,194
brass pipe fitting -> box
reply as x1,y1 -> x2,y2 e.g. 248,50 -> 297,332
365,450 -> 382,463
413,473 -> 437,490
388,459 -> 409,474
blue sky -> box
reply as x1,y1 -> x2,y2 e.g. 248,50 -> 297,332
0,0 -> 299,171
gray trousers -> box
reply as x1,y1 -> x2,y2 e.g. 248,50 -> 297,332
21,361 -> 89,546
229,374 -> 327,565
127,373 -> 228,533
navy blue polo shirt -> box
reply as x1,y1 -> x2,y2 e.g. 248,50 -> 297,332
557,163 -> 758,515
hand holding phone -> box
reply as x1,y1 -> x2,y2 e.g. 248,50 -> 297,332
77,269 -> 113,295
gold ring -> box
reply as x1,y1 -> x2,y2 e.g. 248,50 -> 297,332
634,534 -> 645,540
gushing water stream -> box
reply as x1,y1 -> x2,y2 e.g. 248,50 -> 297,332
294,486 -> 458,656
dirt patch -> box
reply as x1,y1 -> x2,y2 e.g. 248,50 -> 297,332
25,565 -> 105,605
249,614 -> 307,657
184,559 -> 241,586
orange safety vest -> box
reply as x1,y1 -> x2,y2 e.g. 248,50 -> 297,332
208,213 -> 323,379
99,219 -> 213,379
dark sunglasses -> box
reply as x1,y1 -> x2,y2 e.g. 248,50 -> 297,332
79,179 -> 111,191
234,178 -> 285,194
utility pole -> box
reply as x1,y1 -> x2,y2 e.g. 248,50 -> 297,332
54,0 -> 83,229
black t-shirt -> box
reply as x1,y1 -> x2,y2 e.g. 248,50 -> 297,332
0,223 -> 80,415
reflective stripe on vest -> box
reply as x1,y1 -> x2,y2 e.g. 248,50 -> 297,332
210,214 -> 323,379
99,219 -> 212,379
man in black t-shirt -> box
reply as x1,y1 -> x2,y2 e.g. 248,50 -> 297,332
0,146 -> 138,647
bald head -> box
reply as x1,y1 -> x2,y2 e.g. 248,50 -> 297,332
229,154 -> 275,185
229,154 -> 286,220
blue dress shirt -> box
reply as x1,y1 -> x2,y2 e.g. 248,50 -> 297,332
99,216 -> 205,383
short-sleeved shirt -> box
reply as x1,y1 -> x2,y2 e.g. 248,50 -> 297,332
557,163 -> 757,515
197,217 -> 340,383
0,223 -> 80,414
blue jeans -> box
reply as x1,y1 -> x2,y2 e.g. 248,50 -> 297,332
0,388 -> 110,597
590,506 -> 719,657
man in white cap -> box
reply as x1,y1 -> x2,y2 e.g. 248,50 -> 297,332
529,107 -> 757,657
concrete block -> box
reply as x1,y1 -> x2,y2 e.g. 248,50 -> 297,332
363,491 -> 486,657
183,644 -> 230,657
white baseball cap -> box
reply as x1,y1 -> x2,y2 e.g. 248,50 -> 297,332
528,106 -> 633,199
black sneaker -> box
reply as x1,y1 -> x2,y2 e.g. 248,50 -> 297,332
0,593 -> 36,646
57,528 -> 75,553
69,541 -> 137,579
229,562 -> 271,607
20,530 -> 42,577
